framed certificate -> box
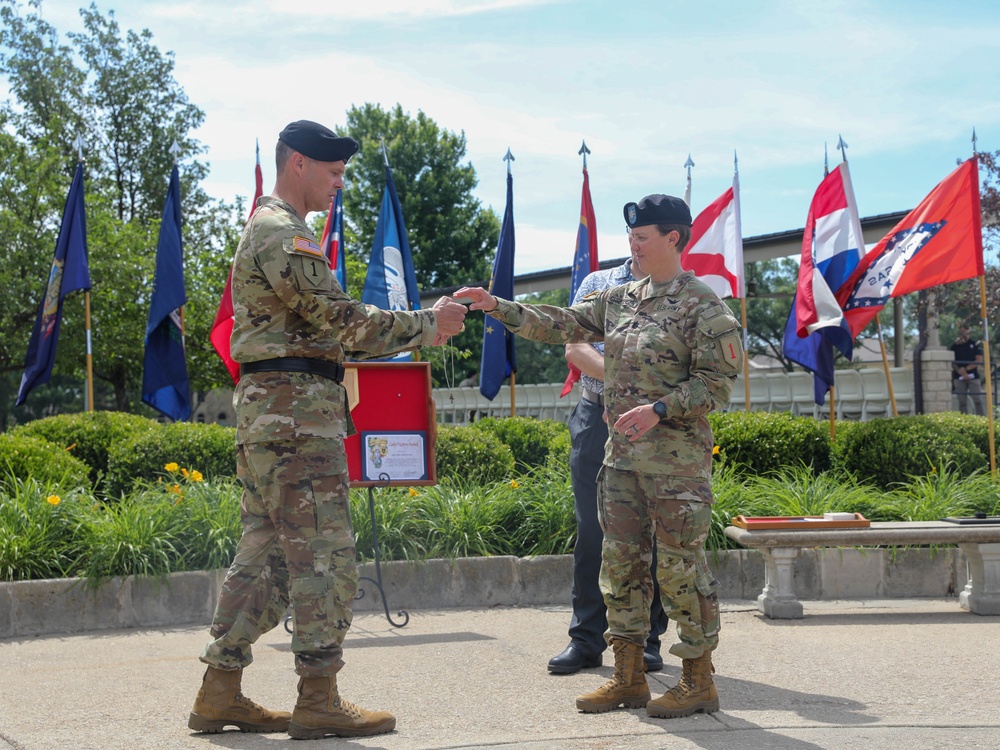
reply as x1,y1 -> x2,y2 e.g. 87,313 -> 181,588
344,362 -> 437,487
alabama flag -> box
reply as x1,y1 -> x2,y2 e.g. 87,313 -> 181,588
836,157 -> 984,337
681,173 -> 744,299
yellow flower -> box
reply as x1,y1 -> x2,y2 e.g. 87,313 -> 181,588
408,487 -> 419,497
712,445 -> 721,456
170,484 -> 182,494
174,495 -> 184,505
190,470 -> 204,483
164,462 -> 179,472
181,467 -> 190,479
46,494 -> 61,506
510,480 -> 519,489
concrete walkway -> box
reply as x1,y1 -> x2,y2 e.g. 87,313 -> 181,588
1,599 -> 998,749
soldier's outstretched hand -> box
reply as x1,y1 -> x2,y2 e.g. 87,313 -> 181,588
432,295 -> 468,339
455,286 -> 498,312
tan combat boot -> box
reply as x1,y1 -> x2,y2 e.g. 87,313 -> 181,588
575,637 -> 650,713
288,674 -> 396,739
187,666 -> 291,733
647,651 -> 720,718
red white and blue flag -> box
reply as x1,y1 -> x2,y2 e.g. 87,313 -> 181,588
319,188 -> 347,290
561,166 -> 599,396
211,141 -> 263,384
680,173 -> 744,299
835,157 -> 984,337
782,162 -> 865,403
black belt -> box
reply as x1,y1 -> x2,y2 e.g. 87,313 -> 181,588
240,357 -> 345,383
581,388 -> 604,406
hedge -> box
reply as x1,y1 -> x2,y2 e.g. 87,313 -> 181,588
0,434 -> 91,489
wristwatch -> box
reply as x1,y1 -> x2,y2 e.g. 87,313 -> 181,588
652,400 -> 667,420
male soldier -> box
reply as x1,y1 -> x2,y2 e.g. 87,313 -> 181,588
188,120 -> 467,740
950,324 -> 986,416
457,194 -> 742,719
548,250 -> 669,676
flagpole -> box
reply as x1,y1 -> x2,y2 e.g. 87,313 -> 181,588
505,147 -> 517,418
683,154 -> 695,207
170,141 -> 186,344
71,134 -> 95,413
874,318 -> 898,416
732,151 -> 750,410
970,133 -> 996,476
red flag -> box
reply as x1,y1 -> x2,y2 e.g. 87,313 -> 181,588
561,167 -> 599,397
681,172 -> 744,299
210,143 -> 264,384
835,157 -> 984,338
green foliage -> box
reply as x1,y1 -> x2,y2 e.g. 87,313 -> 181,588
923,412 -> 996,467
708,410 -> 831,476
0,478 -> 88,580
434,424 -> 515,485
471,416 -> 569,471
105,422 -> 236,497
835,416 -> 986,490
10,411 -> 159,487
0,433 -> 91,489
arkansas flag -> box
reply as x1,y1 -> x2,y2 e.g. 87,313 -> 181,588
836,157 -> 984,337
560,166 -> 599,397
782,162 -> 866,402
210,142 -> 263,384
681,172 -> 744,299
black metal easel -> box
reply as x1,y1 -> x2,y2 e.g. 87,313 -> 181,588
283,474 -> 409,634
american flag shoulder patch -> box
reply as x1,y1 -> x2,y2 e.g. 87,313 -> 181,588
293,236 -> 322,255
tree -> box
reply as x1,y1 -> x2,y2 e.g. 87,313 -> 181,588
338,103 -> 498,292
0,1 -> 240,424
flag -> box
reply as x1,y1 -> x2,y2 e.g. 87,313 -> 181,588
16,162 -> 91,406
836,157 -> 984,337
210,142 -> 263,384
782,162 -> 865,403
680,173 -> 744,299
480,171 -> 517,400
560,166 -> 599,397
142,164 -> 190,421
319,188 -> 347,290
362,165 -> 421,361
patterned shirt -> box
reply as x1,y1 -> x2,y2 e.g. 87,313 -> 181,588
572,259 -> 637,396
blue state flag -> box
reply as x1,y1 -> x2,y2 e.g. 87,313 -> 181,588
480,172 -> 517,400
362,165 -> 421,361
142,165 -> 190,421
17,162 -> 92,406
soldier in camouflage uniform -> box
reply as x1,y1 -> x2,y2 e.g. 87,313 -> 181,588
457,194 -> 742,719
188,120 -> 467,740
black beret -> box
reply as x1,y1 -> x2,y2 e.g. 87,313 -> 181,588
623,194 -> 692,228
278,120 -> 359,163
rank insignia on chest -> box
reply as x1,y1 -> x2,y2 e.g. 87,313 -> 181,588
293,236 -> 323,256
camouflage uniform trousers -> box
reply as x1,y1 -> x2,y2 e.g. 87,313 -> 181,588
200,438 -> 358,677
597,467 -> 720,659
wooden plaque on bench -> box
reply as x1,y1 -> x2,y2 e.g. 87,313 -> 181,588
731,513 -> 871,530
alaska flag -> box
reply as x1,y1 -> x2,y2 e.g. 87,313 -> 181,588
142,165 -> 190,421
561,167 -> 599,396
320,189 -> 347,290
17,162 -> 91,406
836,157 -> 984,337
210,142 -> 263,384
782,162 -> 865,403
363,165 -> 421,312
480,172 -> 517,400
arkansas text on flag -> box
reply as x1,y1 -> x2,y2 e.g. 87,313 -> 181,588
680,173 -> 744,300
836,157 -> 984,338
480,171 -> 517,401
782,162 -> 866,403
142,164 -> 190,421
17,162 -> 92,406
561,166 -> 599,397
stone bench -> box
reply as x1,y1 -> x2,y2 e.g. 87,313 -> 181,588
724,521 -> 1000,618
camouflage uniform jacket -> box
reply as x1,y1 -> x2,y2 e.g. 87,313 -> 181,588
231,196 -> 437,445
490,270 -> 742,479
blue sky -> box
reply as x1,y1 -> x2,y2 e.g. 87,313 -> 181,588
23,0 -> 1000,273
